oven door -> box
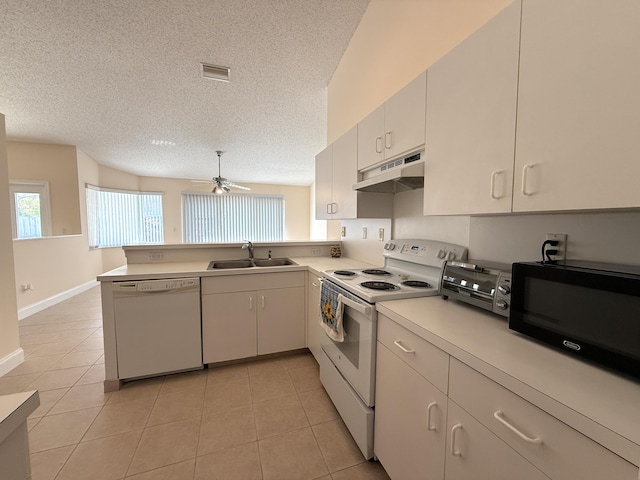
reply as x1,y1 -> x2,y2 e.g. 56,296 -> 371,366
320,280 -> 376,407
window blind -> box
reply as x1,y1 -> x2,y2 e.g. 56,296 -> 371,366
182,192 -> 284,243
86,185 -> 164,248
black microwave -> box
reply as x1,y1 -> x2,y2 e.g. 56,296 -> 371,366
510,260 -> 640,379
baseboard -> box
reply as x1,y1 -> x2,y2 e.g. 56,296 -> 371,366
0,348 -> 25,377
18,280 -> 99,320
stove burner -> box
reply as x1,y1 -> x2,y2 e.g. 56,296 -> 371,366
361,269 -> 392,276
402,280 -> 432,288
333,270 -> 356,277
360,281 -> 399,291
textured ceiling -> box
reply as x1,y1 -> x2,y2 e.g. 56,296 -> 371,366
0,0 -> 370,186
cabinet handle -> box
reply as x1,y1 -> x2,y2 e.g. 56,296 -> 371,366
261,295 -> 265,308
376,136 -> 383,153
385,131 -> 392,149
393,339 -> 415,354
521,163 -> 536,196
490,170 -> 503,199
249,296 -> 253,310
427,401 -> 438,431
493,410 -> 543,445
450,423 -> 463,456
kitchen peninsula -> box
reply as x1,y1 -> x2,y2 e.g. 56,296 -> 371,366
97,241 -> 372,391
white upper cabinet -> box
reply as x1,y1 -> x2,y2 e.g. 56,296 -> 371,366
314,144 -> 333,220
358,72 -> 427,171
357,105 -> 385,171
513,0 -> 640,212
315,125 -> 393,220
423,1 -> 521,215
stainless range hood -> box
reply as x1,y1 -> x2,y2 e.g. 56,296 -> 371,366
353,151 -> 424,193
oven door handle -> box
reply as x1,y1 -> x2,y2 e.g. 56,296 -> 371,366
339,294 -> 372,316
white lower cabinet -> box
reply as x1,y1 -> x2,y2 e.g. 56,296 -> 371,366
375,341 -> 447,479
448,358 -> 638,480
202,272 -> 305,363
445,399 -> 549,480
375,314 -> 638,480
306,272 -> 323,363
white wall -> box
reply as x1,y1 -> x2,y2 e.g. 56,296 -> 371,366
328,0 -> 512,142
0,113 -> 22,373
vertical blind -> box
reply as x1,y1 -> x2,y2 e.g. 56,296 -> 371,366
182,192 -> 284,243
86,185 -> 164,248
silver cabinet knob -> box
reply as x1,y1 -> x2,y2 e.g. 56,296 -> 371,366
496,300 -> 509,310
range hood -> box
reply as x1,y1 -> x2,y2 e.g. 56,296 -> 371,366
353,151 -> 424,193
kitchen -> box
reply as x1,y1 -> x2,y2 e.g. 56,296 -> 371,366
2,0 -> 640,479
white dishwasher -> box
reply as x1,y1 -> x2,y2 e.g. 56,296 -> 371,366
113,277 -> 203,380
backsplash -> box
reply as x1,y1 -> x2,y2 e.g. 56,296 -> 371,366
340,218 -> 392,266
342,189 -> 640,266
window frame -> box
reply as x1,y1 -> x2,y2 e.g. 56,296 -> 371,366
85,184 -> 164,249
181,191 -> 285,243
9,179 -> 53,239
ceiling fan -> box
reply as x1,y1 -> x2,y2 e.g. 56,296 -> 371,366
192,150 -> 251,194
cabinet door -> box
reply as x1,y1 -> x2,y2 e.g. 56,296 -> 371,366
331,125 -> 358,219
513,0 -> 640,212
357,104 -> 385,171
375,342 -> 447,480
424,2 -> 520,215
257,286 -> 306,355
384,71 -> 426,160
445,400 -> 549,480
202,292 -> 257,363
314,145 -> 333,220
306,274 -> 323,363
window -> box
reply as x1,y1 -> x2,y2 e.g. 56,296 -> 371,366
86,185 -> 164,248
182,192 -> 284,243
9,180 -> 52,239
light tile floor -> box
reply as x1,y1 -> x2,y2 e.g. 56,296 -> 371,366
2,287 -> 390,480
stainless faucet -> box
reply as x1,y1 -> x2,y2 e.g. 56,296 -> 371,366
242,240 -> 254,260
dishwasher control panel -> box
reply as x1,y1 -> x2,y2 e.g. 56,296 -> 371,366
114,278 -> 200,293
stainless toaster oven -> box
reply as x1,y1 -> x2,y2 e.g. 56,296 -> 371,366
440,260 -> 512,317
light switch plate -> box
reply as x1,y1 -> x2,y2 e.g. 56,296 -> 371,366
378,228 -> 385,241
362,227 -> 368,239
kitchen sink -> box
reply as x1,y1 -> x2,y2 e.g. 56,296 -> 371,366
207,258 -> 297,270
207,259 -> 255,269
253,258 -> 297,267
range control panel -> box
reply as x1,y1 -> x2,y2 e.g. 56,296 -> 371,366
383,239 -> 468,267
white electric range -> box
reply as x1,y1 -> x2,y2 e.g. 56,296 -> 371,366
322,238 -> 469,302
318,238 -> 468,460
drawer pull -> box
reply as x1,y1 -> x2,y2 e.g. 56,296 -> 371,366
427,401 -> 438,431
393,340 -> 415,354
450,423 -> 463,456
494,410 -> 543,445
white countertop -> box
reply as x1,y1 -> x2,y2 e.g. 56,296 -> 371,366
97,256 -> 376,281
376,297 -> 640,466
0,391 -> 39,444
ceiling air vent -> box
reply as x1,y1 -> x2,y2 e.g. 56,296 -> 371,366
201,63 -> 230,82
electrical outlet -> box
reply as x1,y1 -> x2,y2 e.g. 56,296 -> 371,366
149,252 -> 164,261
545,233 -> 567,262
311,247 -> 320,254
362,227 -> 368,239
378,228 -> 385,241
341,226 -> 346,237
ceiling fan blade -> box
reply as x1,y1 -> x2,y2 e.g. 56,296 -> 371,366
191,179 -> 213,184
226,182 -> 251,191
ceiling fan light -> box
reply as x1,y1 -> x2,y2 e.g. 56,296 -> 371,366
201,63 -> 230,82
212,184 -> 224,194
